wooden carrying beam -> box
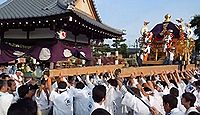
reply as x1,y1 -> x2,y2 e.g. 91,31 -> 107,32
50,64 -> 195,77
50,65 -> 124,76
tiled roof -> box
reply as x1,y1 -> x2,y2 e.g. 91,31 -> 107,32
0,0 -> 124,36
0,0 -> 69,19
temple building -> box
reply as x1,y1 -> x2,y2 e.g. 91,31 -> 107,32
0,0 -> 124,65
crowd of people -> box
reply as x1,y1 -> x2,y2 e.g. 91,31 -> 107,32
0,64 -> 200,115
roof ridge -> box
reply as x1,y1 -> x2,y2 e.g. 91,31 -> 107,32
0,0 -> 14,9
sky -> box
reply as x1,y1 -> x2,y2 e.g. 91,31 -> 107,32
0,0 -> 200,47
94,0 -> 200,47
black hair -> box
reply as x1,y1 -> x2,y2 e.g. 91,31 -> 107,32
40,77 -> 46,85
146,75 -> 151,81
170,87 -> 179,97
92,85 -> 106,103
68,76 -> 75,84
103,72 -> 109,79
143,87 -> 152,92
1,74 -> 10,80
91,108 -> 111,115
169,80 -> 178,88
151,75 -> 156,81
18,85 -> 29,98
0,79 -> 7,89
75,81 -> 85,89
182,92 -> 196,107
156,81 -> 168,88
29,84 -> 38,90
163,94 -> 178,109
194,80 -> 200,87
58,81 -> 67,89
107,79 -> 118,87
7,98 -> 37,115
7,79 -> 15,87
130,87 -> 142,98
188,111 -> 200,115
182,79 -> 189,85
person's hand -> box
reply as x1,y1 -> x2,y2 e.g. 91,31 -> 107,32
116,77 -> 123,89
150,107 -> 160,115
39,84 -> 45,90
196,106 -> 200,112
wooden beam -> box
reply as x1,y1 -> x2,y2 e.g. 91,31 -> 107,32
50,64 -> 195,77
120,64 -> 195,77
50,64 -> 124,76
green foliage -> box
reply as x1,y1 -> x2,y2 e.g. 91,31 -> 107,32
190,15 -> 200,51
93,44 -> 112,57
119,43 -> 128,57
112,38 -> 126,49
112,38 -> 128,57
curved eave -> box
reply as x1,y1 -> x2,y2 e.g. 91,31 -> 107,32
72,10 -> 124,37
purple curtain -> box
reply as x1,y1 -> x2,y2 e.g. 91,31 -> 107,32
28,40 -> 77,62
76,47 -> 92,60
0,44 -> 18,63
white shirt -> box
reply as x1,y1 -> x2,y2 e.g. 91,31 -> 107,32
50,89 -> 74,115
35,89 -> 52,111
105,85 -> 123,115
0,92 -> 14,115
177,96 -> 186,113
169,108 -> 184,115
148,94 -> 165,114
73,87 -> 93,115
52,82 -> 58,90
121,91 -> 151,115
193,90 -> 200,106
140,54 -> 144,61
144,45 -> 151,54
91,102 -> 106,114
185,107 -> 199,115
169,52 -> 174,61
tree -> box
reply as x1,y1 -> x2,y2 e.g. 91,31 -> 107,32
190,15 -> 200,51
112,38 -> 126,50
119,43 -> 128,57
112,38 -> 128,57
93,44 -> 112,57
